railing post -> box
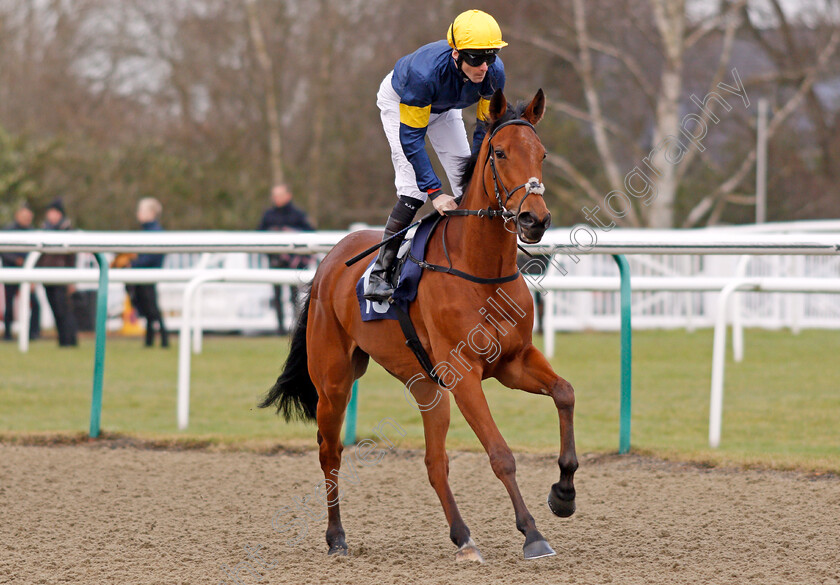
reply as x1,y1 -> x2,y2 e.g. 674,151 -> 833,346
178,274 -> 212,430
732,256 -> 751,362
343,380 -> 358,446
710,279 -> 758,448
612,255 -> 632,454
89,253 -> 109,438
17,252 -> 41,353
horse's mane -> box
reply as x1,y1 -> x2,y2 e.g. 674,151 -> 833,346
458,102 -> 528,192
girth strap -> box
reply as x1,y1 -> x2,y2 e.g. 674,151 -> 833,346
390,303 -> 445,387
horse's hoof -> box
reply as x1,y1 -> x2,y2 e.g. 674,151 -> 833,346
523,539 -> 556,560
454,537 -> 484,563
327,544 -> 348,556
547,483 -> 576,518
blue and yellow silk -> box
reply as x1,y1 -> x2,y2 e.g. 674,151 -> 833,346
390,40 -> 505,194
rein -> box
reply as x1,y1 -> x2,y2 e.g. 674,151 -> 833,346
407,215 -> 521,285
409,118 -> 546,284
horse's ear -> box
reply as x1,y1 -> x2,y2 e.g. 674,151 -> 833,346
488,89 -> 507,121
523,88 -> 546,125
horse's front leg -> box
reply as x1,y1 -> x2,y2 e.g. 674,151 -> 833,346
409,380 -> 480,562
496,343 -> 578,518
450,377 -> 556,560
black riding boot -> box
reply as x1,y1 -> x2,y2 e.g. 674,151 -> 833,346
364,196 -> 422,301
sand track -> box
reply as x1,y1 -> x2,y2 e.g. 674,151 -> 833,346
1,443 -> 838,585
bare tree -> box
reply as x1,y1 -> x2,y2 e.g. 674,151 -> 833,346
515,0 -> 745,227
3,0 -> 838,229
244,0 -> 284,187
514,0 -> 839,227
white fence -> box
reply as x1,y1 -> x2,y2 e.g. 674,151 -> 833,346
2,225 -> 838,445
539,253 -> 840,332
1,251 -> 309,335
6,250 -> 838,336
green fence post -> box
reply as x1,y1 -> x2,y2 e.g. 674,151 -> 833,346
343,380 -> 359,446
612,254 -> 632,454
89,253 -> 109,438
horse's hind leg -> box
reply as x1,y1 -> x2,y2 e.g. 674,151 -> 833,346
410,381 -> 480,562
314,367 -> 355,555
309,311 -> 358,555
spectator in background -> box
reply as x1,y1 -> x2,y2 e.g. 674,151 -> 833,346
2,202 -> 41,341
128,197 -> 168,348
37,198 -> 78,347
257,184 -> 314,335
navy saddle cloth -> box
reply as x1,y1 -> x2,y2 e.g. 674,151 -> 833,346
356,215 -> 440,322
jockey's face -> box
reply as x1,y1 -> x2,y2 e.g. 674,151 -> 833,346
453,50 -> 489,83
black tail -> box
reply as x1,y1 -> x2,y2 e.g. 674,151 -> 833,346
258,290 -> 318,422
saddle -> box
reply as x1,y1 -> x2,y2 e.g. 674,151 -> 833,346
355,212 -> 521,386
355,214 -> 441,323
354,214 -> 448,384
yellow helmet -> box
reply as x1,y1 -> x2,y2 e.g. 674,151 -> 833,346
446,10 -> 508,51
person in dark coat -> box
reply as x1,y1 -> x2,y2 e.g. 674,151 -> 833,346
2,203 -> 41,341
128,197 -> 168,348
37,198 -> 78,346
257,184 -> 314,335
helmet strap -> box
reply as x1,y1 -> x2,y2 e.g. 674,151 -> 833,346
455,54 -> 469,82
450,22 -> 464,73
450,21 -> 474,81
449,22 -> 458,51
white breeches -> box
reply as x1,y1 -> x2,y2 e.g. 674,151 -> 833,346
377,71 -> 472,203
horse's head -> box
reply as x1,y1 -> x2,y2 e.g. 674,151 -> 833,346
482,89 -> 550,243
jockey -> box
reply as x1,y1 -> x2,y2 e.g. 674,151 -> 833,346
364,9 -> 507,301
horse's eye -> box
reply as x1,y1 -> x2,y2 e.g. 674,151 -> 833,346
543,151 -> 547,160
494,149 -> 506,159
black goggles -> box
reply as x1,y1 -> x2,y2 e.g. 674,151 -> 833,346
460,49 -> 498,67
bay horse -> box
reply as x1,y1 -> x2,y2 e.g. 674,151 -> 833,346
260,88 -> 577,562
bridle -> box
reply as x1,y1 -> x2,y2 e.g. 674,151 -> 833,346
408,117 -> 548,284
445,118 -> 546,234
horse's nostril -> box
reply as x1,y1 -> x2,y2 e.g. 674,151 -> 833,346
543,213 -> 552,229
519,212 -> 536,227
